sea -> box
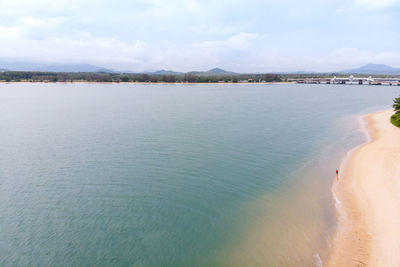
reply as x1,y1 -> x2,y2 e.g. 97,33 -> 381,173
0,83 -> 398,266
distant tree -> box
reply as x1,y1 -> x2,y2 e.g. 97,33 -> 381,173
391,97 -> 400,127
0,71 -> 286,84
120,75 -> 130,82
393,97 -> 400,113
141,74 -> 150,82
97,74 -> 112,82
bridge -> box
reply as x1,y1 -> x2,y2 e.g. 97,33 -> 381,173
287,76 -> 400,86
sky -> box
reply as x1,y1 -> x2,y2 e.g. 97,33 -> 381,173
0,0 -> 399,72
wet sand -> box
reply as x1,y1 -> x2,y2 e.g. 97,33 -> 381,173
329,110 -> 400,266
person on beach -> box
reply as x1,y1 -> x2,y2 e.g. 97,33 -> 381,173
336,169 -> 339,180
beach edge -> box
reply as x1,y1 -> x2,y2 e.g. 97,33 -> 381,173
328,109 -> 400,266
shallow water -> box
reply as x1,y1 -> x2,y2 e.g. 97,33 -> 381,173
0,83 -> 398,266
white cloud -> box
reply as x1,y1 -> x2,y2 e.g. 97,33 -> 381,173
0,25 -> 19,38
0,0 -> 399,72
185,25 -> 239,35
337,0 -> 400,12
321,47 -> 400,69
245,47 -> 400,72
17,16 -> 65,39
0,23 -> 148,69
353,0 -> 399,9
193,32 -> 258,51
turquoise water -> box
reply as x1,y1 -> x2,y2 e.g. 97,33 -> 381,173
0,83 -> 398,266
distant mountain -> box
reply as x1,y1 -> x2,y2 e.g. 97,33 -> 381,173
188,68 -> 237,76
207,68 -> 236,74
146,69 -> 184,75
275,70 -> 320,75
4,62 -> 399,75
291,70 -> 321,74
340,63 -> 400,75
42,64 -> 114,73
0,61 -> 114,73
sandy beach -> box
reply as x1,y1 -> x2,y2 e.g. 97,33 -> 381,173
328,110 -> 400,266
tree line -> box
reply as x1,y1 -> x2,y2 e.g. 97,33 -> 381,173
0,71 -> 281,83
392,96 -> 400,128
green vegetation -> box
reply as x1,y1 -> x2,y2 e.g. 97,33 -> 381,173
0,71 -> 281,83
391,113 -> 400,127
1,70 -> 399,83
391,96 -> 400,128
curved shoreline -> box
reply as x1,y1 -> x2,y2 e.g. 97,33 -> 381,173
328,110 -> 400,266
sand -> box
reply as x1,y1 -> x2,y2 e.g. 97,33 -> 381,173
328,110 -> 400,266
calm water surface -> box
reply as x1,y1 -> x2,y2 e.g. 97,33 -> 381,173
0,83 -> 398,266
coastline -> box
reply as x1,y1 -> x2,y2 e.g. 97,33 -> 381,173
328,110 -> 400,266
0,81 -> 292,85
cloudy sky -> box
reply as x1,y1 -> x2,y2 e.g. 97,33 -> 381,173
0,0 -> 399,72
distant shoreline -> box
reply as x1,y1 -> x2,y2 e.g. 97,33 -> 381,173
328,110 -> 400,266
0,81 -> 292,85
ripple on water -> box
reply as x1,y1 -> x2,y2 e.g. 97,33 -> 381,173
0,83 -> 398,265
